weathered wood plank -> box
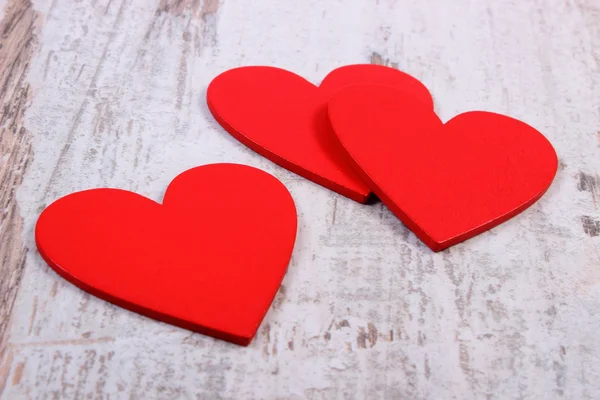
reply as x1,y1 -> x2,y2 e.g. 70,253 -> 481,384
0,0 -> 599,398
0,0 -> 39,395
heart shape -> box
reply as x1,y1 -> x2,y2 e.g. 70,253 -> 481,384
328,85 -> 558,251
35,164 -> 297,346
207,65 -> 432,203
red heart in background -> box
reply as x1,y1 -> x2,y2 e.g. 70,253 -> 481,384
35,164 -> 297,346
328,85 -> 558,251
207,65 -> 432,203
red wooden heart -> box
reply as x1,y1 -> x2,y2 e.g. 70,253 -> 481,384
207,65 -> 432,203
35,164 -> 297,346
328,85 -> 558,251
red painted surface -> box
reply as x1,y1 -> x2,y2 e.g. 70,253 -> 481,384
207,65 -> 432,203
35,164 -> 297,346
328,85 -> 558,251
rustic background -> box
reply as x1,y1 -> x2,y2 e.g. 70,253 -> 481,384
1,0 -> 599,398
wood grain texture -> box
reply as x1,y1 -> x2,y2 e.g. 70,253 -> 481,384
0,0 -> 599,398
0,0 -> 38,394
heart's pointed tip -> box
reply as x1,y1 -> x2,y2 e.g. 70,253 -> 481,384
344,189 -> 372,204
428,242 -> 446,253
360,192 -> 374,204
418,234 -> 446,253
219,333 -> 253,347
218,323 -> 261,347
235,335 -> 253,347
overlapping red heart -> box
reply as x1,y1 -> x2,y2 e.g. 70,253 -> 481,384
208,64 -> 557,251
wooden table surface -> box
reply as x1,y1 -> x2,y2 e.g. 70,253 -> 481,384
1,0 -> 599,399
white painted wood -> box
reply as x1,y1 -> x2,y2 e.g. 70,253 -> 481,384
2,0 -> 600,398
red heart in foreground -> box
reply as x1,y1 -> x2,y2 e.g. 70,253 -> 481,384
207,65 -> 432,203
328,85 -> 558,251
35,164 -> 297,346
